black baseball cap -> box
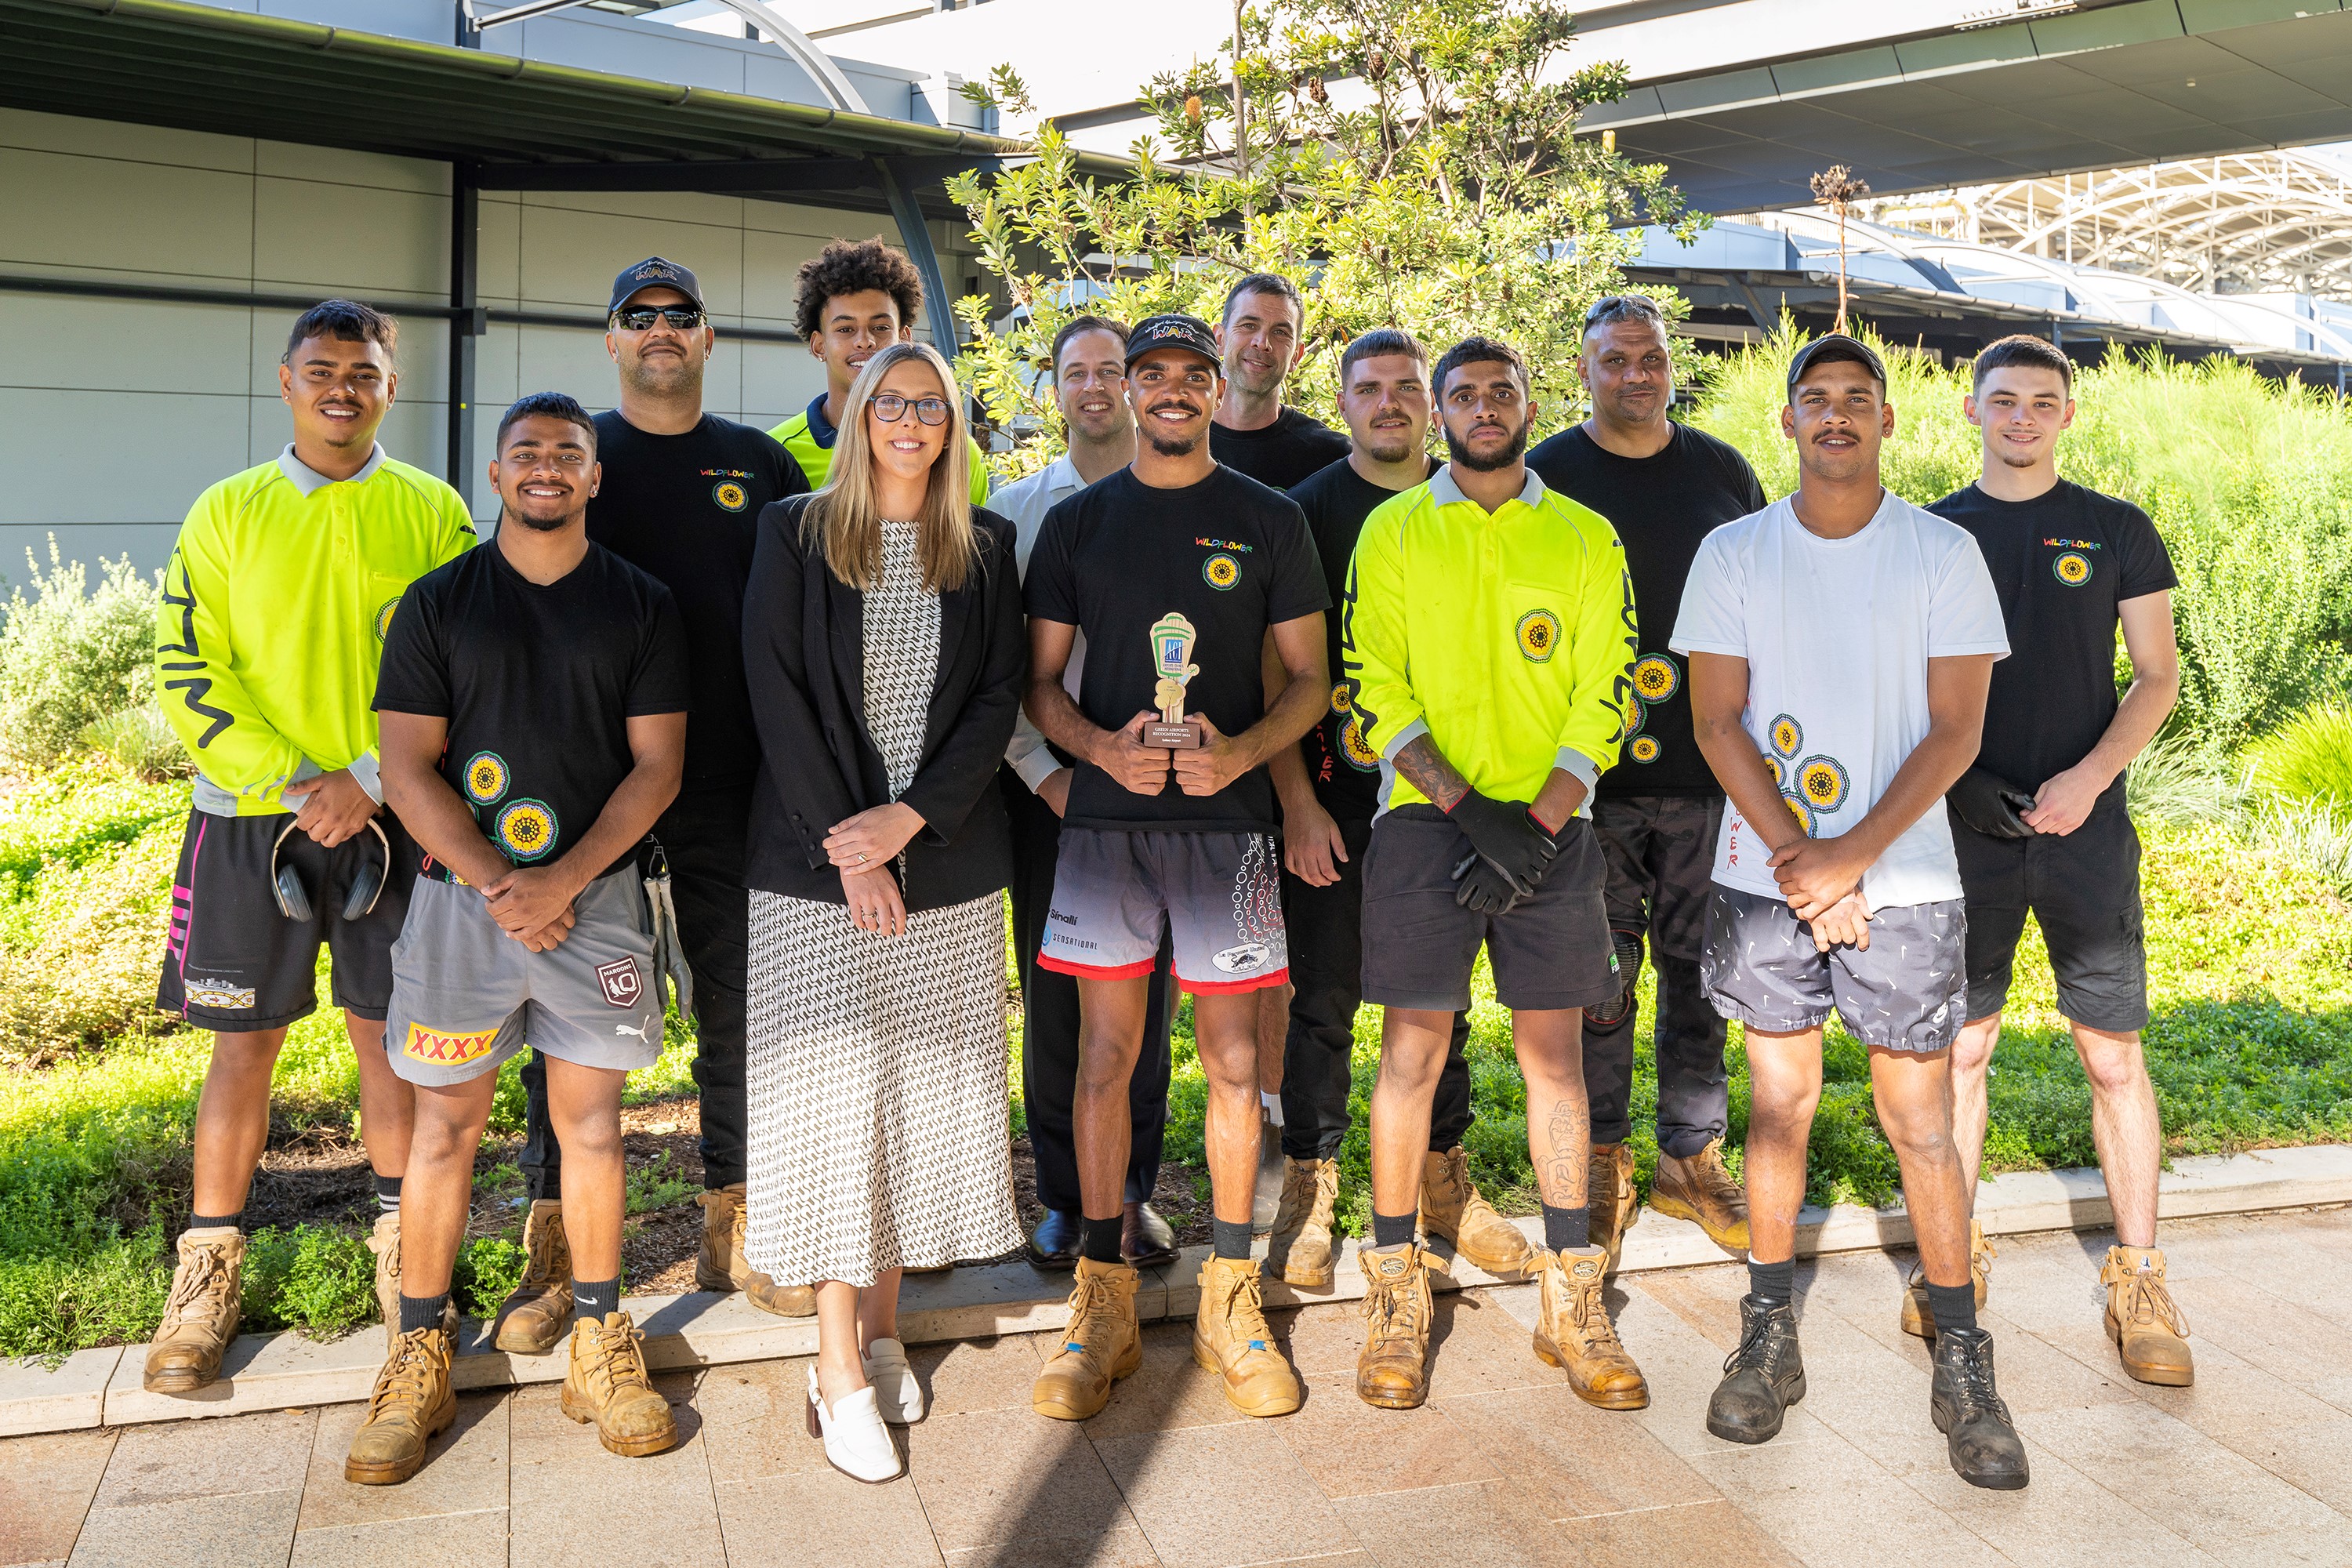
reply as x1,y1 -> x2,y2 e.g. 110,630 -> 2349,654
1126,314 -> 1222,369
1786,333 -> 1886,395
608,257 -> 704,315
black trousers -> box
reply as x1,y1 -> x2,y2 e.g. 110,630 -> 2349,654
521,785 -> 752,1200
1279,811 -> 1472,1162
1002,769 -> 1174,1214
1584,793 -> 1729,1158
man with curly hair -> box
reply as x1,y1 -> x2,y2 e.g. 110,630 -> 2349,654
770,236 -> 989,503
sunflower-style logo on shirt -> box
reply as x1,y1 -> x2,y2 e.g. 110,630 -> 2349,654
495,798 -> 557,862
1330,682 -> 1351,714
1796,755 -> 1849,813
463,751 -> 509,805
1629,735 -> 1661,764
1516,609 -> 1561,662
711,480 -> 749,512
1622,702 -> 1645,739
1339,716 -> 1380,771
1763,754 -> 1785,788
2053,551 -> 2092,586
1203,553 -> 1240,590
1769,713 -> 1803,758
1632,655 -> 1679,703
375,598 -> 400,642
1783,791 -> 1817,837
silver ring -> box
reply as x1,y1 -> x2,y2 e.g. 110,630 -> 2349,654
856,852 -> 869,864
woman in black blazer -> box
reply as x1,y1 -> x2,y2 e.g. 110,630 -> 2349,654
737,342 -> 1024,1482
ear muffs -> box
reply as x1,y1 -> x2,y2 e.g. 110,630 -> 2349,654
272,817 -> 391,922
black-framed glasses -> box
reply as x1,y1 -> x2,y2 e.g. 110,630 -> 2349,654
610,306 -> 706,331
1583,293 -> 1663,328
869,394 -> 951,426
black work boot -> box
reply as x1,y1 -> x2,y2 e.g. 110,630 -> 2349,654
1705,1294 -> 1806,1444
1930,1326 -> 2031,1490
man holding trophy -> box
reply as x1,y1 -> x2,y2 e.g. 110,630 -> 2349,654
1020,314 -> 1333,1423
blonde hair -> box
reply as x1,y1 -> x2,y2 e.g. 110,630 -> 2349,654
802,340 -> 979,593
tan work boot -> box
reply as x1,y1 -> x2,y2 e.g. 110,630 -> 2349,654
1422,1145 -> 1535,1277
696,1182 -> 818,1316
1586,1142 -> 1639,1271
2103,1244 -> 2194,1386
1356,1243 -> 1432,1409
367,1210 -> 403,1349
1901,1220 -> 1994,1339
143,1229 -> 245,1393
1031,1257 -> 1142,1421
494,1199 -> 574,1354
1193,1254 -> 1301,1417
343,1326 -> 456,1484
561,1312 -> 679,1457
1267,1157 -> 1340,1289
1532,1247 -> 1648,1410
1650,1138 -> 1751,1251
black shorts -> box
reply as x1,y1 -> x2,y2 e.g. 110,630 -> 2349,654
1359,805 -> 1617,1013
1951,789 -> 2147,1032
156,808 -> 423,1031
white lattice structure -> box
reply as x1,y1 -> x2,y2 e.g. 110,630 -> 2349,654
1861,151 -> 2352,301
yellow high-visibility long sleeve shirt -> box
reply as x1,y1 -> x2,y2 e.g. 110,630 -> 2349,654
1341,466 -> 1636,815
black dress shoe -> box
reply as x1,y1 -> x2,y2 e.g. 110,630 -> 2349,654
1026,1209 -> 1083,1270
1123,1201 -> 1178,1268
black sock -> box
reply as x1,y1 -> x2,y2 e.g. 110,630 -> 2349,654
398,1291 -> 450,1334
1924,1279 -> 1977,1335
1370,1209 -> 1418,1250
1080,1214 -> 1123,1265
373,1174 -> 402,1215
188,1212 -> 242,1233
1542,1203 -> 1589,1252
574,1276 -> 620,1322
1748,1257 -> 1795,1303
1210,1217 -> 1254,1261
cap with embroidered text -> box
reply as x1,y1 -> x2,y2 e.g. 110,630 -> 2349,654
608,257 -> 705,315
1126,314 -> 1222,369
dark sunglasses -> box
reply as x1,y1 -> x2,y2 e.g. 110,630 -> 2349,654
611,306 -> 706,331
869,393 -> 951,426
1583,293 -> 1662,328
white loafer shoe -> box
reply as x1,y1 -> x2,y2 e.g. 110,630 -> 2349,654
862,1337 -> 926,1425
804,1366 -> 900,1483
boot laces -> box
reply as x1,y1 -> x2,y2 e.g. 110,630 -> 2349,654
584,1316 -> 652,1393
1363,1262 -> 1422,1342
2111,1263 -> 2189,1337
1696,1145 -> 1744,1203
1217,1265 -> 1276,1346
520,1212 -> 568,1288
368,1329 -> 443,1417
1722,1305 -> 1793,1380
1059,1272 -> 1118,1356
161,1243 -> 233,1330
1275,1161 -> 1321,1229
1940,1331 -> 2009,1423
1554,1264 -> 1622,1348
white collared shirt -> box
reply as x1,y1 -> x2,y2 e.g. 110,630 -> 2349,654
994,453 -> 1094,791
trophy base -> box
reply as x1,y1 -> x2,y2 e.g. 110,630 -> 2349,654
1145,721 -> 1205,750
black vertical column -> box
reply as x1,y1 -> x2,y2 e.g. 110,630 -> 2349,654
448,162 -> 481,512
874,158 -> 958,360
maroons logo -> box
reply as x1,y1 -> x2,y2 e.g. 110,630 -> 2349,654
1769,713 -> 1803,759
463,750 -> 509,805
1632,655 -> 1679,703
1797,755 -> 1849,812
2053,550 -> 2092,586
375,598 -> 400,642
712,480 -> 749,512
1203,553 -> 1240,590
495,798 -> 557,862
1340,716 -> 1380,771
1629,735 -> 1661,764
1783,790 -> 1817,837
1763,754 -> 1784,788
1516,608 -> 1561,662
1622,702 -> 1645,739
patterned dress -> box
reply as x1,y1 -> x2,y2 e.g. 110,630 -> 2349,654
743,521 -> 1019,1289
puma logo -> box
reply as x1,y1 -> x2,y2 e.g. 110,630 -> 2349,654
613,1021 -> 650,1040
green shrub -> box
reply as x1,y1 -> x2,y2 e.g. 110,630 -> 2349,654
2245,702 -> 2352,811
2128,735 -> 2244,827
0,541 -> 160,772
2253,799 -> 2352,898
80,705 -> 189,782
456,1234 -> 525,1318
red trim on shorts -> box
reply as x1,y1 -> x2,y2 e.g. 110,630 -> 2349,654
1037,953 -> 1158,981
1178,965 -> 1290,996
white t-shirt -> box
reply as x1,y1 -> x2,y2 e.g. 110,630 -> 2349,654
1670,490 -> 2009,909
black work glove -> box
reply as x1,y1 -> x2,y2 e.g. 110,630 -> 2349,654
1947,766 -> 2035,840
1452,851 -> 1524,916
1446,789 -> 1559,894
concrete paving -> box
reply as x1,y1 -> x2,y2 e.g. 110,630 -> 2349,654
7,1207 -> 2350,1568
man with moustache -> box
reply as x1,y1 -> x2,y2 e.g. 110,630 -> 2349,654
1343,336 -> 1641,1411
504,260 -> 811,1353
994,315 -> 1181,1271
1266,328 -> 1533,1293
1528,296 -> 1766,1266
1024,315 -> 1330,1422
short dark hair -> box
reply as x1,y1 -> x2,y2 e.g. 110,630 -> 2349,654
1050,314 -> 1131,374
282,299 -> 397,366
1339,328 -> 1429,381
1221,270 -> 1304,327
1432,335 -> 1528,398
1973,334 -> 2073,394
794,238 -> 924,341
495,391 -> 597,453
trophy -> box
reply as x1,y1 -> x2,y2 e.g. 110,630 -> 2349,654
1145,612 -> 1204,749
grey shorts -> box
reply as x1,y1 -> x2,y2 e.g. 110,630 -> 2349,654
1700,885 -> 1965,1053
1038,829 -> 1287,993
385,869 -> 664,1086
1359,806 -> 1617,1014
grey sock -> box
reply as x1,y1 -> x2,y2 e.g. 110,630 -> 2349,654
1541,1203 -> 1589,1252
1210,1218 -> 1254,1260
1370,1209 -> 1418,1249
397,1292 -> 450,1334
574,1276 -> 620,1323
1748,1257 -> 1795,1302
1924,1279 -> 1976,1334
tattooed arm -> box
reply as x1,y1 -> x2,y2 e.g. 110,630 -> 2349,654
1390,732 -> 1471,813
